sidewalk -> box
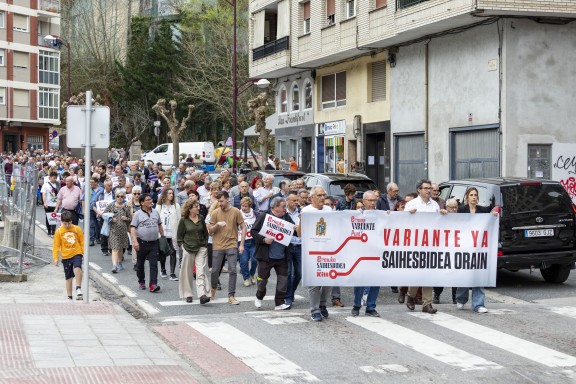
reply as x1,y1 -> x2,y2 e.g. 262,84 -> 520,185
0,229 -> 209,384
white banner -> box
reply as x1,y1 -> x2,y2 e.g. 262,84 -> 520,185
302,211 -> 499,287
96,200 -> 111,215
46,212 -> 61,226
239,216 -> 256,241
258,214 -> 294,246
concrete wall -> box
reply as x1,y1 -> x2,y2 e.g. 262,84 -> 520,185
504,19 -> 576,177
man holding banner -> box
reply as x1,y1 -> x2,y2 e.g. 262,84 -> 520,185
404,179 -> 448,314
251,197 -> 299,311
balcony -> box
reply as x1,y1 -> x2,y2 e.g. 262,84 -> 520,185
252,36 -> 289,61
397,0 -> 427,9
39,0 -> 60,13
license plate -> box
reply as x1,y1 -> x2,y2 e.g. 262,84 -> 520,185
524,229 -> 554,238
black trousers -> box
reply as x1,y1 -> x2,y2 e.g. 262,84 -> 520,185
136,239 -> 159,286
256,258 -> 289,306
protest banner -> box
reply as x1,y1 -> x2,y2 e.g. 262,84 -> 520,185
301,210 -> 498,287
95,200 -> 112,214
258,214 -> 294,246
46,212 -> 61,226
111,176 -> 119,188
239,216 -> 256,241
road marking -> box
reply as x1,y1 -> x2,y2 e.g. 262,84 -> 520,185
187,321 -> 320,383
118,285 -> 137,298
411,312 -> 576,367
137,299 -> 160,315
347,316 -> 502,371
484,289 -> 531,305
548,306 -> 576,320
102,273 -> 118,284
261,317 -> 308,325
158,294 -> 305,307
360,364 -> 409,374
482,308 -> 517,315
89,262 -> 102,271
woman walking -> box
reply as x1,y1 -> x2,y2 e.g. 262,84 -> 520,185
239,197 -> 258,286
177,199 -> 210,304
103,188 -> 132,273
156,188 -> 181,280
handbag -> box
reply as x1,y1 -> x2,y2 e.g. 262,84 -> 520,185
158,236 -> 170,257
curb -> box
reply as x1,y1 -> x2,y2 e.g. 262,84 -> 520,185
0,274 -> 28,282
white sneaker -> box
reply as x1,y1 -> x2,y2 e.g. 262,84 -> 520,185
75,287 -> 83,300
254,298 -> 262,308
275,304 -> 291,311
243,279 -> 251,287
222,265 -> 229,273
476,306 -> 488,313
456,302 -> 465,310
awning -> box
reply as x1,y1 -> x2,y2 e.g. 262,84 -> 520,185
244,113 -> 278,137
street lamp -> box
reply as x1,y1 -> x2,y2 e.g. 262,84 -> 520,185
44,35 -> 70,104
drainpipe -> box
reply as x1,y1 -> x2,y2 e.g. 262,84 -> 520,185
424,41 -> 429,178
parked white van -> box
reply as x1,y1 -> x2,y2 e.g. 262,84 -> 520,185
141,142 -> 216,167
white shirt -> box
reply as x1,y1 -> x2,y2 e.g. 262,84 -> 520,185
405,196 -> 440,213
301,204 -> 332,213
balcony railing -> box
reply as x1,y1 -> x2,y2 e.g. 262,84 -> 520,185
397,0 -> 427,10
39,0 -> 60,13
253,36 -> 289,61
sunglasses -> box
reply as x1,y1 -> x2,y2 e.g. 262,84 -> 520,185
133,192 -> 141,195
117,195 -> 125,198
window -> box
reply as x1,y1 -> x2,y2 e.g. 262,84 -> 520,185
0,49 -> 4,66
303,2 -> 310,34
304,80 -> 312,109
279,86 -> 287,113
321,72 -> 346,109
371,61 -> 387,102
345,0 -> 356,18
39,87 -> 60,120
0,88 -> 5,105
13,89 -> 29,107
326,0 -> 335,25
154,144 -> 169,153
290,139 -> 298,158
39,50 -> 60,85
527,144 -> 551,179
13,51 -> 29,68
291,83 -> 300,111
13,14 -> 28,32
0,12 -> 5,28
375,0 -> 387,9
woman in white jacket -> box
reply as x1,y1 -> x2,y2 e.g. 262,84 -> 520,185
156,189 -> 181,280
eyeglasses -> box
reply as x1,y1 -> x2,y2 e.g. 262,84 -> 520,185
390,189 -> 399,193
421,187 -> 432,190
133,193 -> 141,195
316,194 -> 327,197
116,195 -> 125,198
432,189 -> 440,192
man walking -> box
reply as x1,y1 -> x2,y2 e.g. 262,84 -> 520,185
285,191 -> 302,308
55,176 -> 83,225
209,191 -> 246,304
251,197 -> 299,310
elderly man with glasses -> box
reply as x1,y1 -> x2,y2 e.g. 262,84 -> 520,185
376,182 -> 402,211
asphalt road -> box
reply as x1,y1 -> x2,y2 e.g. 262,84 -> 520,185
36,206 -> 576,383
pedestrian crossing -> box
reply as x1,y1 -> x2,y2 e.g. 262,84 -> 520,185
171,305 -> 576,383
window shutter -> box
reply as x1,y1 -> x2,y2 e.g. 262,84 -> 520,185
253,11 -> 265,48
371,61 -> 387,101
280,87 -> 287,113
375,0 -> 387,9
322,75 -> 335,103
13,51 -> 29,68
13,14 -> 27,30
304,2 -> 310,19
327,0 -> 335,17
347,0 -> 355,18
336,72 -> 346,101
13,89 -> 29,106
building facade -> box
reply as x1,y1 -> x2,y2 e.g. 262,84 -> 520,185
249,0 -> 576,193
0,0 -> 61,153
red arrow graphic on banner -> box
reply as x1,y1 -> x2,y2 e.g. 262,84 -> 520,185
329,256 -> 380,279
309,233 -> 369,255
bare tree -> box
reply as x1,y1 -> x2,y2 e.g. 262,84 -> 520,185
152,99 -> 195,167
110,101 -> 154,149
247,92 -> 270,158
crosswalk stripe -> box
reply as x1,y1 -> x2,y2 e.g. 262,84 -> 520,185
137,299 -> 161,315
118,285 -> 137,298
89,262 -> 102,271
347,316 -> 502,371
548,306 -> 576,320
187,321 -> 320,383
411,312 -> 576,367
158,294 -> 305,307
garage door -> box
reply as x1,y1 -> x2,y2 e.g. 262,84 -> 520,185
450,126 -> 500,179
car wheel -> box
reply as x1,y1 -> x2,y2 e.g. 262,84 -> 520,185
540,264 -> 571,284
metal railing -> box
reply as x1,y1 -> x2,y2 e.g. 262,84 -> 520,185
397,0 -> 428,10
253,36 -> 290,61
39,0 -> 61,13
0,164 -> 47,276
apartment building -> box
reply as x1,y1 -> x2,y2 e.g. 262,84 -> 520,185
0,0 -> 61,153
250,0 -> 576,194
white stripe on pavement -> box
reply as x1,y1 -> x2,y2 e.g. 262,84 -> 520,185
102,273 -> 118,284
347,316 -> 502,371
548,306 -> 576,320
187,321 -> 320,383
158,294 -> 305,307
137,299 -> 160,315
360,364 -> 409,374
89,262 -> 102,271
411,312 -> 576,367
118,285 -> 137,298
484,289 -> 531,305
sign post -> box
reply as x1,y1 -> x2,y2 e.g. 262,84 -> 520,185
66,91 -> 110,303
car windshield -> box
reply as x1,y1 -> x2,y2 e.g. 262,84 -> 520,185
501,184 -> 573,215
328,180 -> 378,196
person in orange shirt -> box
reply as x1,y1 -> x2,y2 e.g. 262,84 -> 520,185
289,156 -> 298,171
53,210 -> 84,300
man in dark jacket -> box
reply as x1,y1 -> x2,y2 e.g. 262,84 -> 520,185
251,196 -> 299,311
376,182 -> 402,211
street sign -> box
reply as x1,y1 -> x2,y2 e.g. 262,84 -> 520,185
52,130 -> 58,138
66,105 -> 110,148
154,126 -> 160,136
48,133 -> 53,140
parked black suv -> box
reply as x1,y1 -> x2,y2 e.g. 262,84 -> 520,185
439,178 -> 576,283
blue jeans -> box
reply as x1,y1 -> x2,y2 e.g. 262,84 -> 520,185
89,211 -> 101,242
354,286 -> 380,311
239,239 -> 257,280
456,287 -> 485,310
285,244 -> 302,304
